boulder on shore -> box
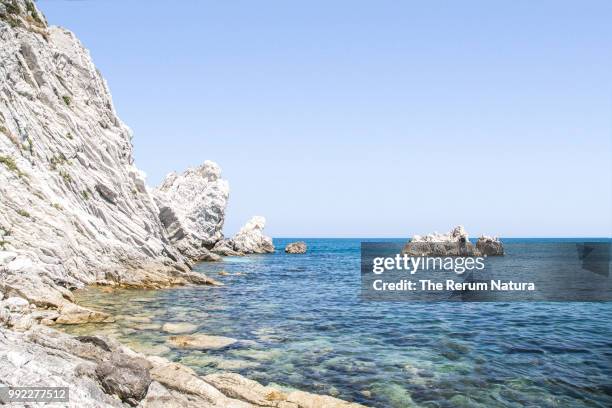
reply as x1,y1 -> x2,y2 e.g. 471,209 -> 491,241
285,241 -> 307,254
95,353 -> 152,405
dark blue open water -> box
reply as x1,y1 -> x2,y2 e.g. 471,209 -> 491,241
67,238 -> 612,407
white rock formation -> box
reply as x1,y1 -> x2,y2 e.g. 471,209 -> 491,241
153,161 -> 229,261
404,226 -> 504,256
411,225 -> 469,243
232,216 -> 275,254
0,0 -> 210,311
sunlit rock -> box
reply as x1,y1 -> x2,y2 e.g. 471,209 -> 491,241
285,241 -> 307,254
232,216 -> 274,254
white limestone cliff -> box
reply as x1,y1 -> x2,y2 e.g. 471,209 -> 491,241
0,0 -> 212,312
153,161 -> 229,261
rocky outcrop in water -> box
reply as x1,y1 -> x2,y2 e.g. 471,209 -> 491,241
232,216 -> 275,254
285,241 -> 307,254
403,225 -> 476,256
403,226 -> 503,256
153,161 -> 228,261
476,235 -> 504,256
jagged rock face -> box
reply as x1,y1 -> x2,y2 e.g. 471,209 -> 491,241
232,216 -> 275,254
153,161 -> 228,261
0,0 -> 189,307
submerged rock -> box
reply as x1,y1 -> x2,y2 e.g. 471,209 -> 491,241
167,334 -> 237,350
161,322 -> 198,334
232,216 -> 275,254
285,241 -> 307,254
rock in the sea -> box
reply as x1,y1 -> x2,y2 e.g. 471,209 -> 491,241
167,334 -> 237,350
232,216 -> 275,254
95,353 -> 152,406
285,241 -> 307,254
403,226 -> 504,257
403,226 -> 477,256
154,161 -> 229,261
476,235 -> 504,256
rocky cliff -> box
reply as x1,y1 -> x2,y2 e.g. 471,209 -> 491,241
0,0 -> 215,315
153,161 -> 229,261
0,3 -> 369,407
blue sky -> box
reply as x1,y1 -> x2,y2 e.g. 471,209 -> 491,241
38,0 -> 611,237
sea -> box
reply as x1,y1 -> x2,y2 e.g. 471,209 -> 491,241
64,238 -> 612,408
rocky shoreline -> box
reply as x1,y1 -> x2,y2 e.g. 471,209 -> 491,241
0,321 -> 365,407
0,1 -> 365,406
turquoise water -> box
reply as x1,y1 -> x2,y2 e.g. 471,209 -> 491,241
67,238 -> 612,407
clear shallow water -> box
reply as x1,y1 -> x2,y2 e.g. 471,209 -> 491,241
63,239 -> 612,408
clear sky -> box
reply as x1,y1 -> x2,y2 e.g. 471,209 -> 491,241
38,0 -> 611,237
